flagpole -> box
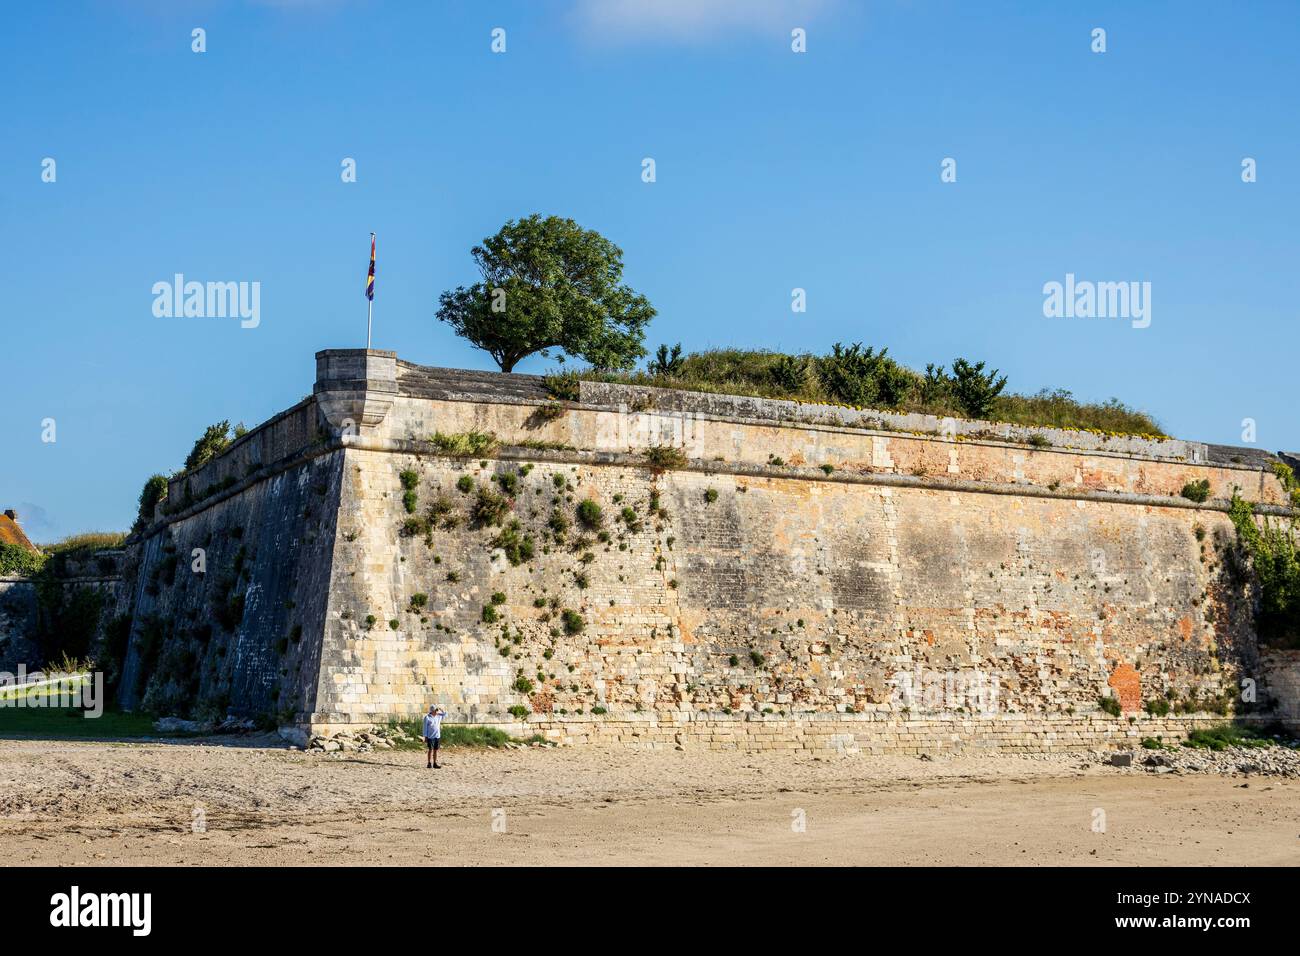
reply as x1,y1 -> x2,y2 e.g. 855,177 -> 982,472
366,232 -> 375,349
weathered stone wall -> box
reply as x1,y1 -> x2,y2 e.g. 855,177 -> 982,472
0,553 -> 125,674
375,390 -> 1289,512
112,350 -> 1297,750
307,447 -> 1275,746
157,399 -> 320,524
117,448 -> 343,722
0,579 -> 39,671
1262,650 -> 1300,722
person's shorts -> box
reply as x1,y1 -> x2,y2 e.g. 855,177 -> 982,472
425,736 -> 440,747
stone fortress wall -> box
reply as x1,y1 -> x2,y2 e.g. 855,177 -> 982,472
112,349 -> 1298,752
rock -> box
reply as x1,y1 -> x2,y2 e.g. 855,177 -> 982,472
1143,753 -> 1172,768
321,739 -> 341,753
1109,752 -> 1132,767
279,726 -> 310,748
154,717 -> 211,734
216,716 -> 257,733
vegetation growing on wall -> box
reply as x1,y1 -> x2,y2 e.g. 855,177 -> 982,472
429,430 -> 499,457
542,371 -> 581,401
132,474 -> 169,532
34,582 -> 104,664
0,543 -> 45,576
1273,461 -> 1300,509
580,347 -> 1166,437
183,420 -> 246,473
1229,494 -> 1300,648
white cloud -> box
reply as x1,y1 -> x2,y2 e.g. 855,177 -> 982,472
573,0 -> 839,44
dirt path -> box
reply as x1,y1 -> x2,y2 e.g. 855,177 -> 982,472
1,738 -> 1296,866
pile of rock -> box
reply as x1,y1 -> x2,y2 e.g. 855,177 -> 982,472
306,725 -> 416,754
153,715 -> 259,734
1105,742 -> 1300,778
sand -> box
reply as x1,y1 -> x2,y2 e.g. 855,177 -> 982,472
1,737 -> 1296,866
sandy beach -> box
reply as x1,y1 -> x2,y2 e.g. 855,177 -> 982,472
1,737 -> 1296,866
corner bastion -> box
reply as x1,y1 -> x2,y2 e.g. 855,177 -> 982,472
113,349 -> 1300,752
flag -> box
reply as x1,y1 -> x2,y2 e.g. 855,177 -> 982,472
366,233 -> 375,301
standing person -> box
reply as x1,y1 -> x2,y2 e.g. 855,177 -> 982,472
423,704 -> 446,769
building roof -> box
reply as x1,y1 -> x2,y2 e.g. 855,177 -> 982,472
0,510 -> 37,551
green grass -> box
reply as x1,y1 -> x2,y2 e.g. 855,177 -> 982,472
428,430 -> 499,457
39,531 -> 128,554
0,707 -> 175,739
0,674 -> 89,703
1181,723 -> 1282,751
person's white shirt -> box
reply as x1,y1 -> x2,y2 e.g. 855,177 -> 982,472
422,710 -> 444,739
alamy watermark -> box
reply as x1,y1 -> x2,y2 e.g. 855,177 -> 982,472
890,667 -> 1002,716
1042,273 -> 1150,329
596,402 -> 704,457
152,274 -> 260,328
0,664 -> 103,717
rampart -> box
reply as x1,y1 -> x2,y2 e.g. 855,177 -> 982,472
108,349 -> 1298,751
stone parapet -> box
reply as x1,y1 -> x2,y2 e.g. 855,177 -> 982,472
315,349 -> 398,433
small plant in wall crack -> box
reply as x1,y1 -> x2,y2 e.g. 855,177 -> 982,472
399,469 -> 420,513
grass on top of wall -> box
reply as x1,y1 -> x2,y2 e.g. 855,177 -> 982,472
39,532 -> 128,555
578,348 -> 1167,438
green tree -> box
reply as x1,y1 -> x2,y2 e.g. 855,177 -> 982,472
649,342 -> 684,376
436,215 -> 655,373
768,354 -> 810,393
949,358 -> 1008,419
874,361 -> 915,409
816,343 -> 892,407
920,363 -> 952,405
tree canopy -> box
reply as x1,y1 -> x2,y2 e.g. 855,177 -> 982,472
436,215 -> 655,373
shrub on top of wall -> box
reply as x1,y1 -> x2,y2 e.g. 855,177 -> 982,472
132,474 -> 169,533
0,543 -> 45,576
184,421 -> 237,473
543,372 -> 581,402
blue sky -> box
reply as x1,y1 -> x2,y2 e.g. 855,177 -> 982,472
3,0 -> 1298,540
